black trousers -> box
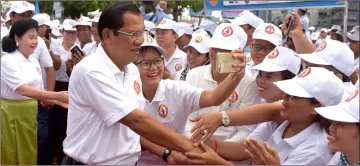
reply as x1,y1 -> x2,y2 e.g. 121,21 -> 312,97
49,81 -> 69,164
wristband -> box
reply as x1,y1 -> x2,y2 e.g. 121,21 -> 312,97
162,149 -> 172,162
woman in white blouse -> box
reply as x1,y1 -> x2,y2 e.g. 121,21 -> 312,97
1,19 -> 68,165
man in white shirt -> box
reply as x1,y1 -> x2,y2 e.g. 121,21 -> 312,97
245,23 -> 283,77
152,18 -> 187,79
62,3 -> 203,165
83,12 -> 101,56
74,16 -> 93,49
185,23 -> 262,143
347,29 -> 359,83
315,28 -> 327,49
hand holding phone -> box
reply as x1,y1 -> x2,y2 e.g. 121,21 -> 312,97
283,16 -> 294,44
70,45 -> 83,56
45,28 -> 52,40
216,50 -> 245,74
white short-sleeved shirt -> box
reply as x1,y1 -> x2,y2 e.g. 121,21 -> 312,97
51,42 -> 77,82
245,60 -> 259,78
327,152 -> 340,165
165,46 -> 187,78
185,65 -> 262,142
174,67 -> 185,80
32,37 -> 54,89
249,121 -> 333,165
1,50 -> 44,100
83,42 -> 97,56
138,79 -> 203,165
63,44 -> 144,165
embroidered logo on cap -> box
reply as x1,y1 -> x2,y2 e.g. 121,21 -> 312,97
267,49 -> 279,59
134,80 -> 141,95
297,67 -> 312,78
160,19 -> 167,24
345,89 -> 359,102
158,104 -> 169,118
22,1 -> 28,6
175,64 -> 182,71
144,34 -> 153,44
316,41 -> 327,52
222,26 -> 233,37
195,36 -> 203,43
95,13 -> 101,18
69,20 -> 75,26
265,25 -> 275,34
228,91 -> 239,103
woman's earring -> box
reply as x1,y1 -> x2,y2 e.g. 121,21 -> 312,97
16,42 -> 19,47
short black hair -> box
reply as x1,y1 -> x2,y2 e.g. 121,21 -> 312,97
2,18 -> 38,53
98,2 -> 141,41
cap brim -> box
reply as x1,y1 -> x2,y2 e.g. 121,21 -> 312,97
315,105 -> 358,123
252,34 -> 279,46
63,27 -> 76,31
296,53 -> 330,66
273,79 -> 313,98
208,38 -> 241,50
13,9 -> 36,15
141,44 -> 166,56
183,43 -> 208,54
252,63 -> 287,72
347,33 -> 359,41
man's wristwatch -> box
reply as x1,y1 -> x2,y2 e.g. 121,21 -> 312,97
162,149 -> 172,162
221,111 -> 230,127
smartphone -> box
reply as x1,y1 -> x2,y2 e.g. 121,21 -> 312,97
45,28 -> 52,40
70,45 -> 83,56
216,52 -> 241,73
283,16 -> 294,44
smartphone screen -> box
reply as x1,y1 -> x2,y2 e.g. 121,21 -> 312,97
216,52 -> 241,73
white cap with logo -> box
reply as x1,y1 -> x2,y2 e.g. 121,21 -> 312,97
63,19 -> 77,31
32,13 -> 52,27
151,18 -> 180,35
183,33 -> 210,54
274,67 -> 344,106
177,22 -> 193,37
91,12 -> 102,23
315,89 -> 359,123
347,29 -> 359,41
297,39 -> 355,76
309,26 -> 315,31
252,46 -> 301,75
9,1 -> 36,15
320,28 -> 328,33
199,19 -> 217,35
144,20 -> 155,35
252,23 -> 282,46
208,23 -> 248,50
141,33 -> 166,56
75,16 -> 91,27
231,10 -> 264,29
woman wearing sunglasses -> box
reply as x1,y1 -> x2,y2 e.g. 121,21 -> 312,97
185,67 -> 343,165
135,34 -> 246,165
174,32 -> 210,81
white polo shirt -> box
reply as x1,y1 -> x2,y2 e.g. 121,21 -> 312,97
63,44 -> 144,165
51,42 -> 77,82
327,152 -> 341,165
248,121 -> 333,165
185,65 -> 262,142
83,42 -> 97,56
138,79 -> 203,165
32,36 -> 54,89
165,46 -> 187,78
1,50 -> 44,100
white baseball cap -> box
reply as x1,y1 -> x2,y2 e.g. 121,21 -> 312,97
274,67 -> 344,106
32,13 -> 52,27
51,26 -> 61,37
208,23 -> 248,50
183,33 -> 210,54
144,20 -> 155,35
63,19 -> 77,31
347,29 -> 359,41
141,33 -> 166,56
252,23 -> 282,46
315,89 -> 359,123
9,1 -> 36,15
320,28 -> 328,33
296,39 -> 355,77
330,25 -> 342,32
309,26 -> 315,31
199,19 -> 217,35
310,32 -> 319,40
231,10 -> 264,29
177,22 -> 193,37
51,19 -> 60,28
151,18 -> 180,35
90,12 -> 102,23
75,16 -> 91,27
349,26 -> 359,33
252,46 -> 301,75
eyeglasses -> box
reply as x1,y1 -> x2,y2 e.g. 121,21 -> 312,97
251,44 -> 276,53
135,57 -> 164,70
115,30 -> 144,40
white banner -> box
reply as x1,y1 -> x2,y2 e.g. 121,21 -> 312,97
223,1 -> 293,6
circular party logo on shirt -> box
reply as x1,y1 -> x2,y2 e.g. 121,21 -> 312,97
175,64 -> 182,71
228,91 -> 239,103
267,49 -> 279,59
158,104 -> 169,118
134,80 -> 141,95
265,25 -> 275,34
222,26 -> 233,37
